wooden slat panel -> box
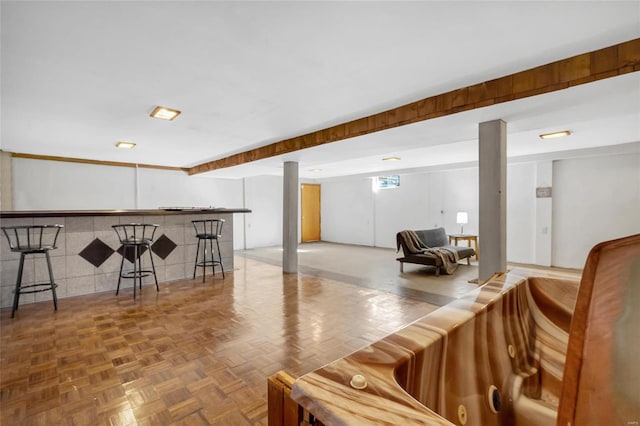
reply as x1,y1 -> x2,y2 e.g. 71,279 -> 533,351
267,375 -> 285,426
618,38 -> 640,66
267,370 -> 307,426
189,38 -> 640,175
10,152 -> 189,172
591,45 -> 618,74
269,371 -> 300,426
283,390 -> 300,426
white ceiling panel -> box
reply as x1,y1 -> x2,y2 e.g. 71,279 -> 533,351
1,1 -> 639,179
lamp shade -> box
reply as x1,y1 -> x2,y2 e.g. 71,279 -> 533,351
456,212 -> 468,225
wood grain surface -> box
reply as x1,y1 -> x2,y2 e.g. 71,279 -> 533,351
291,271 -> 582,425
290,235 -> 640,426
0,256 -> 437,425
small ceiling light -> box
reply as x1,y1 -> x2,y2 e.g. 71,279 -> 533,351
309,168 -> 322,172
150,105 -> 181,121
539,130 -> 571,139
383,156 -> 401,161
115,141 -> 136,149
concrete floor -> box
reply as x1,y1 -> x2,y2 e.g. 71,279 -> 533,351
237,241 -> 582,307
240,242 -> 483,306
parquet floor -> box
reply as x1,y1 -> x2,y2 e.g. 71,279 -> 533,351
0,256 -> 438,425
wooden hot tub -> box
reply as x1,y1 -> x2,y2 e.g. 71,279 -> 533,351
269,234 -> 640,425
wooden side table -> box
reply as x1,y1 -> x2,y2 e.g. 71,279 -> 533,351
448,234 -> 479,260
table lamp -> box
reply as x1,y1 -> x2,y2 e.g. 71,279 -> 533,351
456,212 -> 468,234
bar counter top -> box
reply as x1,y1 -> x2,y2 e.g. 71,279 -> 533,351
0,207 -> 251,218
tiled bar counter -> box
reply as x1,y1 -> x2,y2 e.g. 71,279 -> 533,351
0,208 -> 250,309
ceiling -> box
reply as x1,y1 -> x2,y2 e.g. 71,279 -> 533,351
1,1 -> 639,180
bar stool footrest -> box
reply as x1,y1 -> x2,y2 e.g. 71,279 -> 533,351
120,270 -> 155,279
195,260 -> 223,268
14,282 -> 59,294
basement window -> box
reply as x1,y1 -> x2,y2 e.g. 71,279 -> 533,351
376,175 -> 400,189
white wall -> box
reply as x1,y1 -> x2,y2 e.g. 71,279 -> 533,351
374,173 -> 430,248
12,159 -> 246,212
507,162 -> 536,264
535,161 -> 553,266
138,168 -> 245,249
436,168 -> 480,237
552,153 -> 640,268
372,170 -> 480,248
10,158 -> 248,249
10,153 -> 640,266
137,168 -> 242,209
322,168 -> 483,251
13,158 -> 136,209
243,175 -> 283,249
8,158 -> 282,252
318,155 -> 639,269
252,152 -> 638,268
321,179 -> 374,246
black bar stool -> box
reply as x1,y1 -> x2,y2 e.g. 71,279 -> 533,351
192,219 -> 225,282
1,224 -> 63,318
112,224 -> 159,300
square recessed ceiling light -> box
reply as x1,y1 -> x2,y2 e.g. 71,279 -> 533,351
115,141 -> 136,149
150,106 -> 181,121
539,130 -> 571,139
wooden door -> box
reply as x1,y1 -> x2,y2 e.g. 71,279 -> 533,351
301,184 -> 321,242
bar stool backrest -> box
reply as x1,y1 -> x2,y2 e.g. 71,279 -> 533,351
192,219 -> 224,239
2,225 -> 64,252
112,224 -> 159,245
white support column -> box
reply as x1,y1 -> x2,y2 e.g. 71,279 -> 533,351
478,119 -> 507,281
283,161 -> 299,273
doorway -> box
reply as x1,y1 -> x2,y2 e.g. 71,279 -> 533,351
301,184 -> 321,242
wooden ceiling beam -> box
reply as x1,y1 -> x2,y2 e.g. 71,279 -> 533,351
11,152 -> 189,172
188,38 -> 640,176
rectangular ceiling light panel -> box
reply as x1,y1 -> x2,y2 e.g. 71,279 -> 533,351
539,130 -> 571,139
150,106 -> 181,121
116,141 -> 136,149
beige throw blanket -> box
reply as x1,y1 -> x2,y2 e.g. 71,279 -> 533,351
397,230 -> 460,274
